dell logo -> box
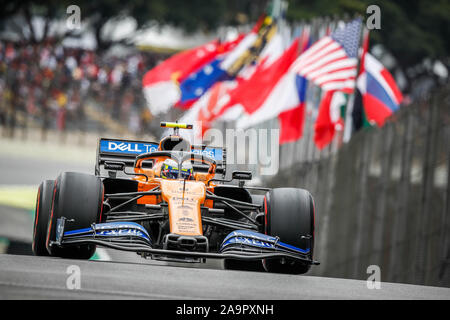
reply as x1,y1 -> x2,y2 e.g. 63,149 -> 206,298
108,142 -> 142,153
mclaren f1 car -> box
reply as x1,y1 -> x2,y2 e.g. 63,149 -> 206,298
32,122 -> 319,274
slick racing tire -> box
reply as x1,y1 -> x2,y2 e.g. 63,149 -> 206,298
46,172 -> 104,259
32,180 -> 55,256
263,188 -> 315,274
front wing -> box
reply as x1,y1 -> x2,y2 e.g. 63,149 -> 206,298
51,218 -> 319,265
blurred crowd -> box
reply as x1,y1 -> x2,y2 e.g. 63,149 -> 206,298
0,39 -> 167,139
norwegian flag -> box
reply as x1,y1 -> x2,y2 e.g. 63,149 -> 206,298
291,19 -> 362,93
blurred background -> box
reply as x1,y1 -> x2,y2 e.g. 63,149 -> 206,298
0,0 -> 448,288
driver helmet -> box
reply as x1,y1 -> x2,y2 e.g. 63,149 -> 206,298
160,159 -> 193,180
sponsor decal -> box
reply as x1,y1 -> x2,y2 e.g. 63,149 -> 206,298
100,140 -> 158,155
223,237 -> 275,249
94,222 -> 150,240
178,217 -> 194,222
224,230 -> 277,243
63,222 -> 152,243
94,222 -> 148,232
191,148 -> 223,161
220,230 -> 310,254
100,139 -> 224,161
97,228 -> 148,239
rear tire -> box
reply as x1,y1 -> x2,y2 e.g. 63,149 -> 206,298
32,180 -> 55,256
263,188 -> 315,274
46,172 -> 104,259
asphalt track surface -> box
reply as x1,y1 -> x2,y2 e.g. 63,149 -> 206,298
1,142 -> 449,300
0,153 -> 92,185
1,254 -> 449,300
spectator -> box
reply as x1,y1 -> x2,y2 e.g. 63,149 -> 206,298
0,39 -> 169,139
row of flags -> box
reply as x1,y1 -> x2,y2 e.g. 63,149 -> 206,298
142,35 -> 243,115
354,30 -> 403,129
142,16 -> 403,149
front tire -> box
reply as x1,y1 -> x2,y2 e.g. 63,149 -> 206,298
264,188 -> 315,274
32,180 -> 55,256
46,172 -> 104,259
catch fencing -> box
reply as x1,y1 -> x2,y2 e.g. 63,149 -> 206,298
264,85 -> 449,287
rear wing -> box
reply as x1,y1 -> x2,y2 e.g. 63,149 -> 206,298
95,138 -> 226,178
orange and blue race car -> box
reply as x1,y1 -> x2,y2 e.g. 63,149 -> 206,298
32,122 -> 319,274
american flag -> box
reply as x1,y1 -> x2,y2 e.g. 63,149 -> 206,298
291,18 -> 362,93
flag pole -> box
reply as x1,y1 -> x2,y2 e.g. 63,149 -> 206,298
342,16 -> 364,144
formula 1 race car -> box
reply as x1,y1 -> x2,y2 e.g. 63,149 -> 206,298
32,122 -> 319,274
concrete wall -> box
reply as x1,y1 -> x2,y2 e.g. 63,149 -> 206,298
265,87 -> 450,287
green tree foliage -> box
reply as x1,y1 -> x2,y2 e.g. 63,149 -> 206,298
0,0 -> 267,49
1,0 -> 447,75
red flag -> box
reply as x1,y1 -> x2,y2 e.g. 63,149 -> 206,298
225,38 -> 300,115
314,90 -> 346,149
278,29 -> 311,144
143,37 -> 242,86
142,36 -> 243,115
278,102 -> 306,144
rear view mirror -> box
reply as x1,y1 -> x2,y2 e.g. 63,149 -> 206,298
141,160 -> 154,169
232,171 -> 252,181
